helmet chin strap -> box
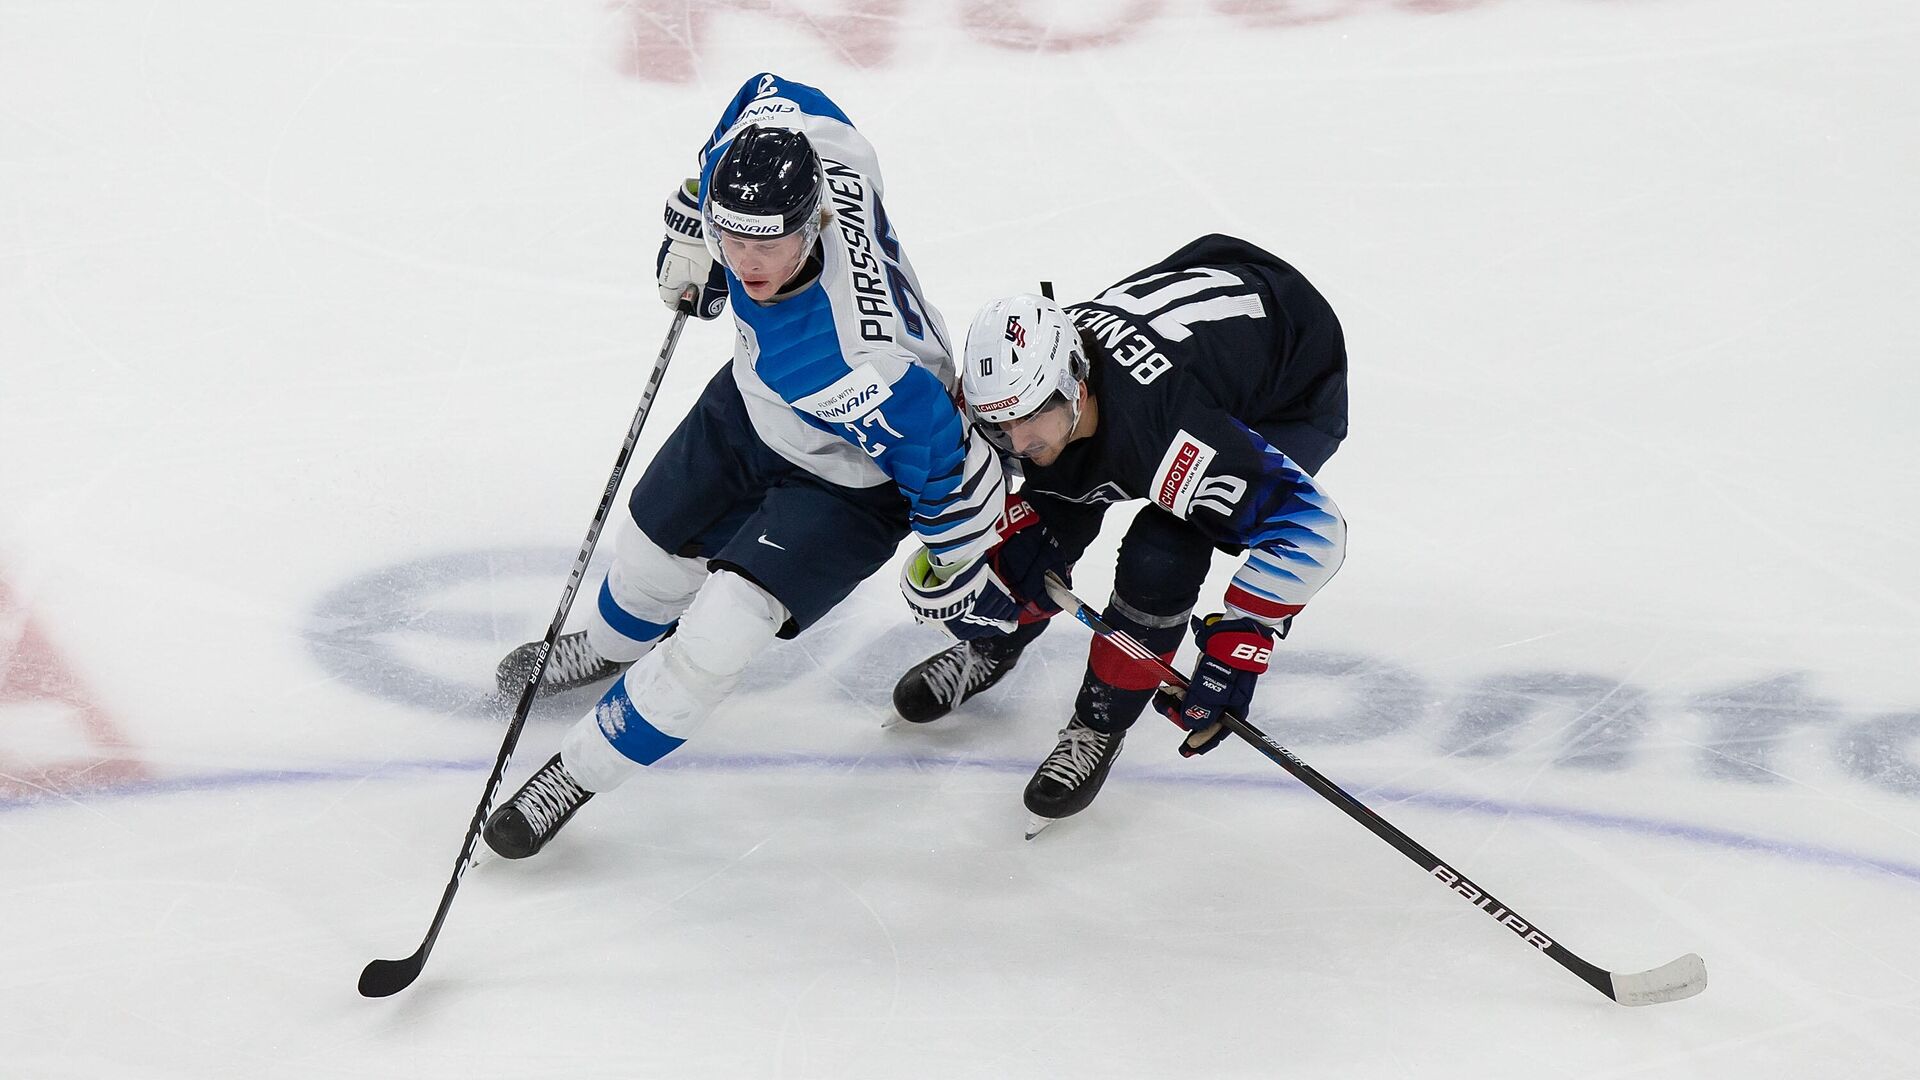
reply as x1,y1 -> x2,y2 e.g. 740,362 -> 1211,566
1058,380 -> 1085,442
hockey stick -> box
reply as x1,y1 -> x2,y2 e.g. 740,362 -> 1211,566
359,295 -> 696,998
1040,573 -> 1707,1007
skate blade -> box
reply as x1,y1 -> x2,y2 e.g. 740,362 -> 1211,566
1024,813 -> 1058,841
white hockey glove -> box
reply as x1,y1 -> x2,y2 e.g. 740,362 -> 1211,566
656,180 -> 729,320
900,547 -> 1022,641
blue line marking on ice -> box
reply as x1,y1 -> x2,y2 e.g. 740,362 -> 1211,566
6,751 -> 1918,886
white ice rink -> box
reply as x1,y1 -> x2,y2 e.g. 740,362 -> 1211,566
5,1 -> 1919,1076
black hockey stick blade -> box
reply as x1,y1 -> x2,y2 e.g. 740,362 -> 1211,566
359,950 -> 425,998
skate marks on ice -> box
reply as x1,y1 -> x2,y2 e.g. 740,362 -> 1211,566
7,731 -> 1919,894
279,546 -> 1920,895
303,547 -> 578,718
300,545 -> 1032,730
301,548 -> 1920,799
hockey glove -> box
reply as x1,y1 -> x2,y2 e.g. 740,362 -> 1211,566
656,179 -> 729,320
900,547 -> 1022,641
989,495 -> 1070,619
1154,614 -> 1274,757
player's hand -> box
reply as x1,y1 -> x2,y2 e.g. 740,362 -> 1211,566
900,546 -> 1022,641
1155,614 -> 1273,757
988,495 -> 1069,620
657,180 -> 729,319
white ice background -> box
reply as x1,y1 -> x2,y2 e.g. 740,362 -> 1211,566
3,1 -> 1919,1077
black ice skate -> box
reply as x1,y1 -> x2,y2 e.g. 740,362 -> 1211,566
1022,714 -> 1125,839
891,637 -> 1023,725
483,753 -> 594,859
494,630 -> 621,699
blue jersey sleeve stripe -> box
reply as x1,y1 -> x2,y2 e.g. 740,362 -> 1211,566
1246,551 -> 1320,581
914,455 -> 989,509
1227,575 -> 1297,603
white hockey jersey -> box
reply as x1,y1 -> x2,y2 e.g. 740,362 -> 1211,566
696,72 -> 1003,569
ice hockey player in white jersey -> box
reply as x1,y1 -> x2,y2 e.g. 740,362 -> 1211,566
483,72 -> 1005,859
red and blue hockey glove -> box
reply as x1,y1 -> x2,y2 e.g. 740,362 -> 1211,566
987,495 -> 1071,619
1155,614 -> 1274,757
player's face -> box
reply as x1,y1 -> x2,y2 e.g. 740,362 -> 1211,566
719,231 -> 810,301
992,395 -> 1077,466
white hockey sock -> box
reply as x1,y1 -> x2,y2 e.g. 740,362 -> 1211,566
562,569 -> 788,791
586,516 -> 708,663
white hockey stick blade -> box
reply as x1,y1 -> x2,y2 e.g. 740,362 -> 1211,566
1611,953 -> 1708,1006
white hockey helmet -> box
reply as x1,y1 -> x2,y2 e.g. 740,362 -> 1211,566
960,294 -> 1089,455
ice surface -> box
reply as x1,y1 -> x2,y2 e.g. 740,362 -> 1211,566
4,1 -> 1919,1077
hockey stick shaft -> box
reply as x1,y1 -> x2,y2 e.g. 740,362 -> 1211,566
359,296 -> 696,998
1041,573 -> 1705,1006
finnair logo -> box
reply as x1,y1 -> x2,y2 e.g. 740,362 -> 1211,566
709,203 -> 784,236
797,363 -> 893,421
820,384 -> 882,419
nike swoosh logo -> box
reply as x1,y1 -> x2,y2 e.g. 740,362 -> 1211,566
757,533 -> 786,550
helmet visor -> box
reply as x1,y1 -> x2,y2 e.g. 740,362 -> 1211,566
704,197 -> 818,266
970,390 -> 1077,460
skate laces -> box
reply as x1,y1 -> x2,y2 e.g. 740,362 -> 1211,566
1037,720 -> 1114,787
923,643 -> 995,705
546,633 -> 609,685
516,761 -> 587,834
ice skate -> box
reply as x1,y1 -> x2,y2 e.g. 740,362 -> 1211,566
890,637 -> 1023,726
494,630 -> 622,699
483,753 -> 594,859
1022,714 -> 1125,839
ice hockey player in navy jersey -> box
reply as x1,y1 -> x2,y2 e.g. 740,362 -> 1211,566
483,73 -> 1004,858
896,234 -> 1349,837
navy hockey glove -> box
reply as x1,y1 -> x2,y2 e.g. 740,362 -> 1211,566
656,180 -> 729,319
988,495 -> 1070,619
900,547 -> 1022,641
1155,614 -> 1274,757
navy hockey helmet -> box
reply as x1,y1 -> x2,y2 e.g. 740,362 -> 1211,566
702,124 -> 824,263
